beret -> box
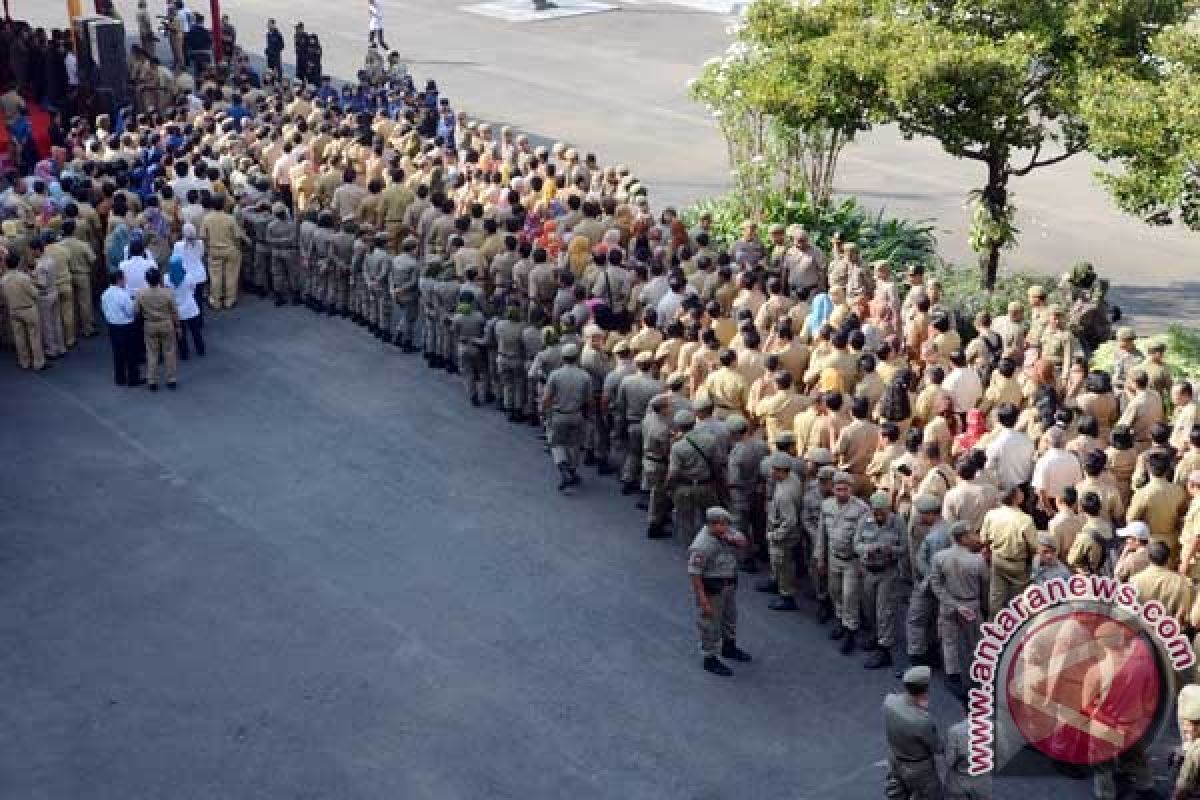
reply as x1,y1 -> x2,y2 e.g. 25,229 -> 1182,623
817,465 -> 838,480
705,507 -> 733,523
807,447 -> 833,465
903,666 -> 932,688
674,409 -> 696,427
869,491 -> 891,510
726,414 -> 748,434
914,494 -> 942,513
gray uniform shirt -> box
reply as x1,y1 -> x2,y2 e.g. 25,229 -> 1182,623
544,364 -> 593,414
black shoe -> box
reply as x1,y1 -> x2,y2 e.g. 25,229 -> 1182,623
148,383 -> 159,392
816,600 -> 833,624
864,648 -> 892,669
292,294 -> 303,305
582,452 -> 596,467
860,635 -> 878,652
754,579 -> 778,594
830,623 -> 845,641
635,499 -> 648,510
567,469 -> 582,487
840,633 -> 856,654
180,352 -> 190,361
511,412 -> 526,424
403,345 -> 419,353
166,382 -> 177,390
721,641 -> 752,662
128,378 -> 146,388
738,559 -> 759,574
484,392 -> 497,405
596,464 -> 615,475
646,524 -> 671,539
275,296 -> 286,307
326,307 -> 337,316
703,656 -> 733,677
528,416 -> 541,427
768,596 -> 799,611
620,482 -> 638,495
470,395 -> 481,407
945,674 -> 966,701
557,468 -> 571,491
445,364 -> 459,375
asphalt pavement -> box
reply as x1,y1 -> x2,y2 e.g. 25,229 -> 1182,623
2,297 -> 1121,799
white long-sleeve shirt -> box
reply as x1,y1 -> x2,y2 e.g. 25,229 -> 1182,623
100,285 -> 136,325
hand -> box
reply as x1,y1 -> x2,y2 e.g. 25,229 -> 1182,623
958,606 -> 977,623
699,599 -> 714,618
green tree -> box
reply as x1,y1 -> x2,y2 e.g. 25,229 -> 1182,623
1083,18 -> 1200,231
735,0 -> 1197,288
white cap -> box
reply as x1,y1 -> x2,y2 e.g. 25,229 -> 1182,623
1116,520 -> 1150,541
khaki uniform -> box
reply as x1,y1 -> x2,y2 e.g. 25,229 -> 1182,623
930,544 -> 988,677
642,408 -> 675,531
492,318 -> 527,414
883,692 -> 942,800
668,430 -> 722,544
765,474 -> 805,599
0,269 -> 44,369
201,210 -> 247,309
944,719 -> 989,800
754,390 -> 809,448
688,525 -> 742,657
702,366 -> 748,418
818,495 -> 871,632
33,256 -> 65,358
614,373 -> 664,487
62,236 -> 98,337
543,363 -> 593,471
906,522 -> 952,661
979,505 -> 1036,617
45,242 -> 77,347
1127,477 -> 1188,558
266,215 -> 300,300
836,418 -> 879,495
1118,389 -> 1165,451
135,286 -> 180,386
389,253 -> 420,347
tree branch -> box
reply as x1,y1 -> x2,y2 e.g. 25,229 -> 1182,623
1012,146 -> 1083,176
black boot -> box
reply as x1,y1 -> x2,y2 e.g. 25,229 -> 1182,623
582,451 -> 596,467
864,648 -> 893,670
567,468 -> 582,486
860,633 -> 878,651
635,498 -> 649,510
721,641 -> 752,662
754,579 -> 778,594
646,523 -> 671,539
738,558 -> 759,574
292,293 -> 303,305
840,632 -> 856,654
768,596 -> 799,612
829,622 -> 845,641
703,656 -> 733,677
275,294 -> 286,307
816,599 -> 833,624
620,481 -> 638,495
557,466 -> 572,491
596,463 -> 615,475
484,391 -> 497,405
445,363 -> 459,375
470,394 -> 481,407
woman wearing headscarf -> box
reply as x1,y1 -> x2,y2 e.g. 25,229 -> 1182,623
166,254 -> 204,359
171,222 -> 207,323
564,233 -> 591,280
953,408 -> 988,457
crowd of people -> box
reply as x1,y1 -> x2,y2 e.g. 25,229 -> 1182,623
2,8 -> 1200,800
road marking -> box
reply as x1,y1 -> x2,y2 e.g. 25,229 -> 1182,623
462,0 -> 618,21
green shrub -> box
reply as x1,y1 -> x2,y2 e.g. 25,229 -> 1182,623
1093,325 -> 1200,381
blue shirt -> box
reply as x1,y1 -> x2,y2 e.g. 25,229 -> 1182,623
101,285 -> 136,325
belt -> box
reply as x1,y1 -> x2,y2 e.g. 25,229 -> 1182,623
894,754 -> 933,764
716,403 -> 737,411
644,454 -> 667,464
10,305 -> 33,311
682,479 -> 712,487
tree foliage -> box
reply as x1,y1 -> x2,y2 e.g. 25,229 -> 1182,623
721,0 -> 1198,288
1083,17 -> 1200,230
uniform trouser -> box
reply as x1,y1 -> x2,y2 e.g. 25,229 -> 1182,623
906,583 -> 938,658
393,299 -> 418,345
108,321 -> 138,383
673,484 -> 718,544
422,307 -> 439,356
768,537 -> 800,598
251,249 -> 271,291
829,556 -> 860,631
37,293 -> 65,357
56,284 -> 76,347
144,323 -> 177,386
8,306 -> 44,369
622,422 -> 643,485
71,273 -> 96,336
697,583 -> 737,656
459,345 -> 486,399
438,316 -> 456,365
385,222 -> 407,251
589,405 -> 610,463
807,526 -> 828,601
937,605 -> 980,677
524,367 -> 539,417
1093,740 -> 1151,800
729,490 -> 757,543
272,250 -> 299,297
208,248 -> 241,308
885,757 -> 942,800
497,356 -> 525,412
644,462 -> 670,527
862,567 -> 898,647
177,316 -> 204,358
376,291 -> 393,332
988,557 -> 1030,619
549,411 -> 585,469
943,771 -> 989,800
332,267 -> 350,312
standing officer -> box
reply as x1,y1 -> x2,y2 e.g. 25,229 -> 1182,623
265,18 -> 284,78
883,666 -> 942,800
134,267 -> 181,391
389,236 -> 421,351
614,352 -> 664,494
931,521 -> 988,699
492,301 -> 527,420
802,453 -> 836,623
266,202 -> 299,306
601,341 -> 636,471
0,251 -> 45,370
727,414 -> 769,561
61,219 -> 98,338
667,410 -> 722,544
856,491 -> 904,669
760,451 -> 804,611
200,196 -> 250,310
819,471 -> 871,654
362,233 -> 393,336
579,324 -> 612,469
979,484 -> 1037,617
542,342 -> 593,490
905,495 -> 952,670
30,237 -> 66,360
687,506 -> 751,676
641,394 -> 675,539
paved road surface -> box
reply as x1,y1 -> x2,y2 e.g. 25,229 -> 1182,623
5,297 -> 1159,799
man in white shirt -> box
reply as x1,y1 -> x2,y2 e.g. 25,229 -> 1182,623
1031,427 -> 1083,518
101,271 -> 141,386
655,274 -> 687,329
943,350 -> 983,415
118,237 -> 157,296
985,403 -> 1036,491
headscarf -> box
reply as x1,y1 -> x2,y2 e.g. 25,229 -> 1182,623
879,375 -> 913,422
182,222 -> 197,240
107,223 -> 130,268
566,234 -> 591,278
805,291 -> 833,337
954,409 -> 988,454
34,159 -> 57,182
167,254 -> 186,289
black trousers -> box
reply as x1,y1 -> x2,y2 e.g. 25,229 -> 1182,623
178,316 -> 205,359
108,322 -> 140,385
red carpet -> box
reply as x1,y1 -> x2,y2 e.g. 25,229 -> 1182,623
0,99 -> 54,168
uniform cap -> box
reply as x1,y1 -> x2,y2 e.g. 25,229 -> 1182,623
726,414 -> 748,434
271,202 -> 287,215
561,343 -> 580,360
401,236 -> 419,251
1116,520 -> 1150,541
774,432 -> 797,448
674,409 -> 696,428
914,494 -> 942,513
667,372 -> 687,390
1036,532 -> 1057,550
582,323 -> 603,337
1027,285 -> 1047,299
869,491 -> 891,510
766,452 -> 793,471
692,394 -> 715,412
1148,341 -> 1167,353
1007,301 -> 1022,313
705,507 -> 733,523
817,465 -> 837,480
255,198 -> 270,210
634,351 -> 655,367
1048,303 -> 1065,316
613,341 -> 632,356
947,521 -> 969,538
807,447 -> 833,465
768,223 -> 785,235
903,666 -> 932,689
1179,685 -> 1200,721
1117,326 -> 1136,341
833,471 -> 853,486
1130,367 -> 1148,382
